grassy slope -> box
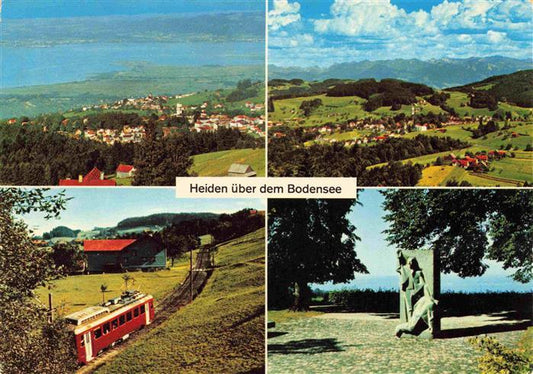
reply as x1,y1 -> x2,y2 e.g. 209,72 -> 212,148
270,89 -> 531,129
369,123 -> 533,185
167,84 -> 265,109
191,148 -> 265,177
36,257 -> 192,316
95,228 -> 265,374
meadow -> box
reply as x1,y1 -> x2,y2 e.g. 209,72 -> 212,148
270,89 -> 532,129
36,254 -> 195,316
191,148 -> 265,177
94,229 -> 265,373
366,122 -> 533,185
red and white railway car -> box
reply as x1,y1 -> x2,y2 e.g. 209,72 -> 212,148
64,291 -> 154,364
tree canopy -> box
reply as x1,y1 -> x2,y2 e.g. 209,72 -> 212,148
268,199 -> 367,310
0,188 -> 77,373
382,189 -> 533,282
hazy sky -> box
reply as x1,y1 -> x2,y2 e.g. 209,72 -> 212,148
268,0 -> 533,66
2,0 -> 264,19
20,188 -> 265,235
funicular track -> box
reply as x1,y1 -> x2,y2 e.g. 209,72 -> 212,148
77,248 -> 214,374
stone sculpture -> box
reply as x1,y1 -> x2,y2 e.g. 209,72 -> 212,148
395,250 -> 439,338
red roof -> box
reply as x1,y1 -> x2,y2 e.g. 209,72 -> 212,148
58,167 -> 117,186
83,167 -> 103,182
84,239 -> 136,252
116,164 -> 134,173
59,179 -> 116,186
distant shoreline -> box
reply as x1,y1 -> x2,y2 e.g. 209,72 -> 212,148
314,275 -> 533,293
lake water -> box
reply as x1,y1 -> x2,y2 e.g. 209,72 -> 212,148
2,41 -> 264,88
315,275 -> 533,294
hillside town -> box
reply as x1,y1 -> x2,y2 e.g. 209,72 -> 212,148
5,92 -> 265,146
269,115 -> 475,146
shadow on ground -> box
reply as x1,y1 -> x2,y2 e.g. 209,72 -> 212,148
438,320 -> 531,339
268,338 -> 347,355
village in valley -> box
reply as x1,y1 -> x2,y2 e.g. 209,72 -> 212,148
0,80 -> 266,185
268,71 -> 533,187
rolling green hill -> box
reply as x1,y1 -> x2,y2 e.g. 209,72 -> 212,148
448,70 -> 533,108
269,73 -> 532,128
95,228 -> 265,373
116,213 -> 219,230
191,148 -> 265,177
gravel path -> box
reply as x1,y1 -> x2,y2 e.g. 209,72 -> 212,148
268,313 -> 528,374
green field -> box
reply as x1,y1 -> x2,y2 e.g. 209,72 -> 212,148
269,93 -> 447,127
488,156 -> 533,182
417,166 -> 520,187
446,91 -> 532,118
269,94 -> 369,127
96,228 -> 265,373
167,84 -> 265,114
369,122 -> 533,186
191,148 -> 265,177
36,257 -> 193,316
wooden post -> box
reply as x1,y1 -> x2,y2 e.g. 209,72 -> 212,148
48,293 -> 54,323
189,247 -> 193,302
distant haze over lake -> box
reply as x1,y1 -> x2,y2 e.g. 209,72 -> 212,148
3,42 -> 264,88
315,275 -> 533,294
2,12 -> 264,88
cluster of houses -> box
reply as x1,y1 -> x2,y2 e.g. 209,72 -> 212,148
83,94 -> 171,113
245,101 -> 265,112
269,115 -> 480,146
58,165 -> 135,186
192,113 -> 265,137
73,126 -> 147,145
447,150 -> 507,170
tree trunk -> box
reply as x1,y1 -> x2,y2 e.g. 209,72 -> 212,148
291,280 -> 311,311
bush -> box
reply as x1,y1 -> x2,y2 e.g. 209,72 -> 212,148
469,335 -> 532,374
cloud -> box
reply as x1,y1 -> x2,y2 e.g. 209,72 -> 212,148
486,30 -> 507,43
313,0 -> 532,38
269,0 -> 301,31
270,33 -> 314,48
268,0 -> 532,66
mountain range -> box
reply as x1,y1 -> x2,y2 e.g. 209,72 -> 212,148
269,56 -> 532,89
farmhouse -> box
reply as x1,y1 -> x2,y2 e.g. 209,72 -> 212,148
228,163 -> 257,177
116,164 -> 135,178
84,237 -> 166,273
59,167 -> 116,186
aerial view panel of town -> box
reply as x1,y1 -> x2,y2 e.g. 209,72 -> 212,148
268,0 -> 532,186
0,2 -> 265,185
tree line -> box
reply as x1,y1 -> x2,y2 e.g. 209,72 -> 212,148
268,134 -> 470,185
0,123 -> 263,185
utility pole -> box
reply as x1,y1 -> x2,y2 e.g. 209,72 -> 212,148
48,293 -> 54,323
189,247 -> 193,302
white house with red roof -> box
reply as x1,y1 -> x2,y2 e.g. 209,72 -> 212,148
116,164 -> 136,178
